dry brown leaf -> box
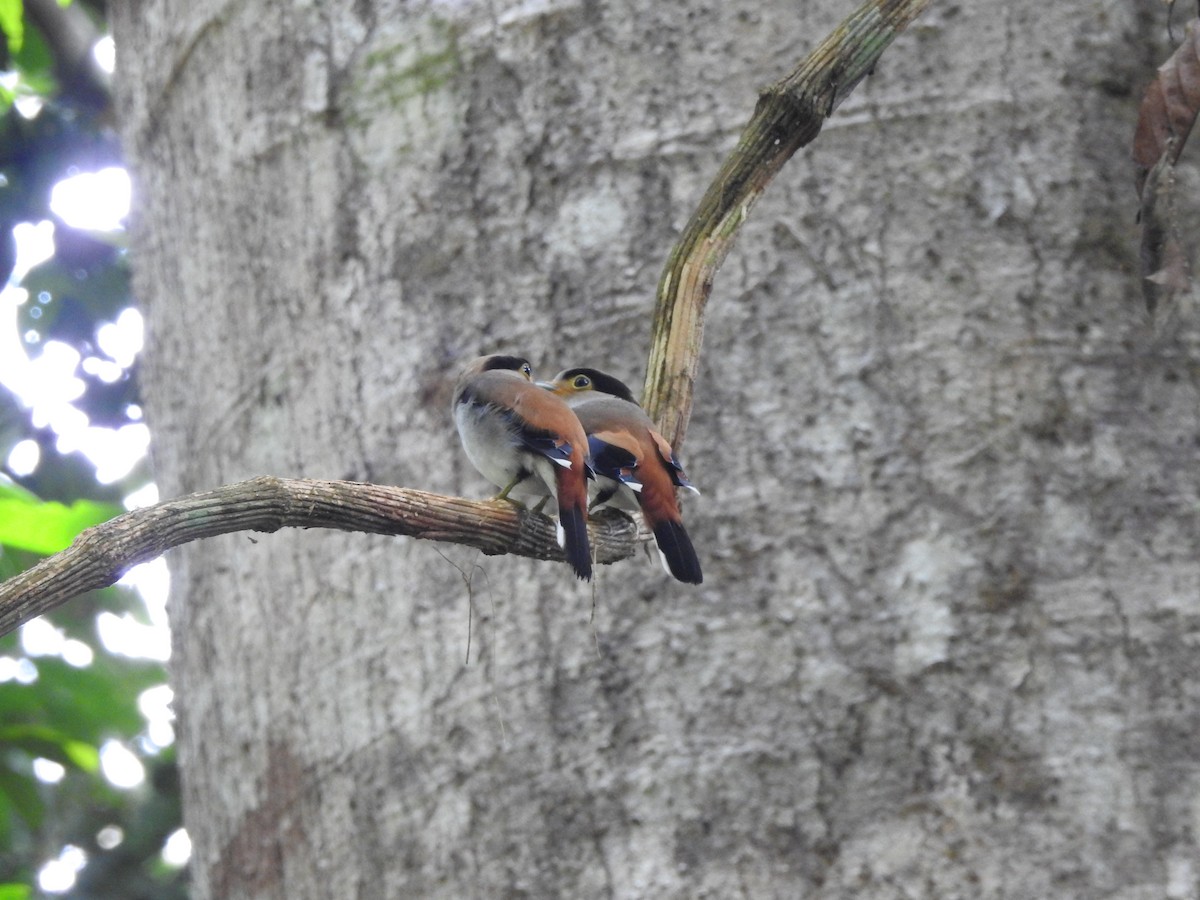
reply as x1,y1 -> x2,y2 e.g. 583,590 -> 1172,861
1133,19 -> 1200,313
1134,20 -> 1200,191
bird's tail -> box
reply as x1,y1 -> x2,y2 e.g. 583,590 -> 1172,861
651,518 -> 702,584
554,467 -> 592,581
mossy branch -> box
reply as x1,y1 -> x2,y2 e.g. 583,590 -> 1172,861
642,0 -> 932,448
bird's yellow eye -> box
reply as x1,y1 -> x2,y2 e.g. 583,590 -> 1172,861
573,375 -> 591,389
521,363 -> 532,378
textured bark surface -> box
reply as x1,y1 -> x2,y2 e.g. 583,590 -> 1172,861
112,0 -> 1200,897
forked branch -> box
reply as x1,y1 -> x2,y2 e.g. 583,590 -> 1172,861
0,0 -> 932,636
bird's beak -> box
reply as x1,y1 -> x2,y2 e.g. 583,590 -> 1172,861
537,380 -> 566,395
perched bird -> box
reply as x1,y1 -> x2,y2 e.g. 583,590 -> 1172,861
542,367 -> 702,584
452,354 -> 592,580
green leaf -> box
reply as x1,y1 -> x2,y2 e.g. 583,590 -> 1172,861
0,884 -> 33,900
0,496 -> 120,555
0,724 -> 101,772
10,11 -> 50,79
0,656 -> 165,743
0,479 -> 41,505
0,767 -> 44,830
57,736 -> 100,772
0,0 -> 24,55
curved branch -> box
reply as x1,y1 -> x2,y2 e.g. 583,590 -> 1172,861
642,0 -> 932,448
0,0 -> 935,637
0,477 -> 641,637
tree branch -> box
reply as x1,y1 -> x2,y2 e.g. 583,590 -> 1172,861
0,477 -> 640,637
0,0 -> 933,636
642,0 -> 932,449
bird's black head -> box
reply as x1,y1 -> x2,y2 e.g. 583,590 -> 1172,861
554,367 -> 637,403
482,355 -> 534,379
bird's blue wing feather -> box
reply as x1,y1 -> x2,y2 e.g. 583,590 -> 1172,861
588,435 -> 642,491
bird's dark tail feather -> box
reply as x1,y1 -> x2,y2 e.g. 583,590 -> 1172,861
558,501 -> 592,581
653,519 -> 702,584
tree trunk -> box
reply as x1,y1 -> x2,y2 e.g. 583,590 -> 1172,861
111,0 -> 1200,896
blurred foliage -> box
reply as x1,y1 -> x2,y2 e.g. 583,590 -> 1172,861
1,1 -> 187,897
0,647 -> 184,899
0,480 -> 120,555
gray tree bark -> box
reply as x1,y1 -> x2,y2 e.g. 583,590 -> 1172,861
111,0 -> 1200,897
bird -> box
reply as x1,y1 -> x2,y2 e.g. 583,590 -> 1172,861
541,367 -> 702,584
452,354 -> 593,580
